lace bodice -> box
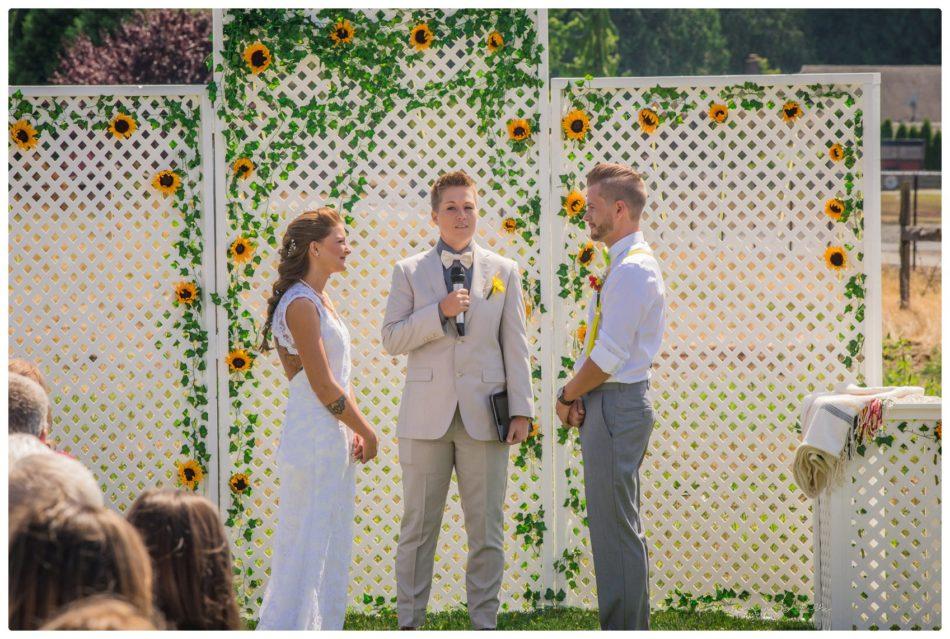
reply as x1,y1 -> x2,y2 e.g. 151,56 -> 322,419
272,281 -> 351,388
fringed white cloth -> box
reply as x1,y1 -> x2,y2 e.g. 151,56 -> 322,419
793,384 -> 924,498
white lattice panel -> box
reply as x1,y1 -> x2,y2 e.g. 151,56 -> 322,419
219,10 -> 547,613
815,419 -> 941,630
8,90 -> 214,512
550,77 -> 878,610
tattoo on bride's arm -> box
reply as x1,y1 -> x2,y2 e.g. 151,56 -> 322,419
326,394 -> 347,416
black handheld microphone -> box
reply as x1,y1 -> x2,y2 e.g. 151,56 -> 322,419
450,265 -> 466,337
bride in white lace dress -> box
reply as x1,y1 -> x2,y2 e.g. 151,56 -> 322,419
256,208 -> 378,630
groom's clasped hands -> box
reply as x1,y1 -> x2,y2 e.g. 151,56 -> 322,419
557,398 -> 586,429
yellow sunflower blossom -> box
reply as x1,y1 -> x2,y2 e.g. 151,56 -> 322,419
174,282 -> 198,305
226,348 -> 253,373
490,275 -> 506,296
232,157 -> 254,180
638,108 -> 659,134
824,198 -> 845,221
486,31 -> 504,53
108,113 -> 137,140
152,170 -> 181,197
502,217 -> 518,234
507,118 -> 531,142
529,421 -> 540,438
229,472 -> 250,494
10,120 -> 39,151
936,422 -> 941,441
781,101 -> 803,122
823,246 -> 847,271
577,241 -> 596,267
177,460 -> 204,491
708,103 -> 728,124
330,19 -> 355,45
243,42 -> 271,74
576,323 -> 587,343
828,143 -> 845,162
410,23 -> 433,50
562,109 -> 590,141
230,237 -> 255,264
564,190 -> 586,217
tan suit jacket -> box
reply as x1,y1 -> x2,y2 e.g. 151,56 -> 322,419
381,242 -> 534,441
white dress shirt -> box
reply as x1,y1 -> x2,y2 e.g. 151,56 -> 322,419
573,231 -> 666,383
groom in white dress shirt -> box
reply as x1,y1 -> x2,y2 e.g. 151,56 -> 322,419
556,162 -> 666,630
381,170 -> 534,630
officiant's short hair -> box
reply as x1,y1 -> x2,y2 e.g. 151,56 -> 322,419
586,163 -> 647,219
430,170 -> 477,211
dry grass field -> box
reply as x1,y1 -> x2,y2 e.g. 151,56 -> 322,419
881,189 -> 941,225
881,264 -> 941,395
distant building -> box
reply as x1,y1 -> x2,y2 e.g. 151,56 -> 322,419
799,65 -> 940,127
882,139 -> 926,171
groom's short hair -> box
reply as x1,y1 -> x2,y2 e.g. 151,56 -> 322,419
430,170 -> 477,212
586,163 -> 647,220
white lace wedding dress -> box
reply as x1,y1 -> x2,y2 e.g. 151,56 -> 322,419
257,281 -> 355,630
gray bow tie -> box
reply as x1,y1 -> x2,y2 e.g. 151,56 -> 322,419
441,250 -> 473,269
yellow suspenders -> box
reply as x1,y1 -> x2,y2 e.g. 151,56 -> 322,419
584,246 -> 653,356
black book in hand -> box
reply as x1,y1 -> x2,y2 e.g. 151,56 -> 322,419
490,391 -> 510,443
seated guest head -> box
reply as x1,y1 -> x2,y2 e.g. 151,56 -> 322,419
8,373 -> 49,441
40,594 -> 159,630
127,488 -> 242,630
8,432 -> 53,466
9,501 -> 153,630
9,359 -> 52,437
9,452 -> 105,524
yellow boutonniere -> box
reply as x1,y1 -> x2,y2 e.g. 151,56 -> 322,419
485,272 -> 506,299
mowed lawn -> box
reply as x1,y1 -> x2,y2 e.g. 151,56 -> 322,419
340,607 -> 814,631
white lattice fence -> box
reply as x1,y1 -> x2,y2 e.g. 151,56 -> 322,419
549,76 -> 882,610
215,9 -> 550,613
8,87 -> 218,510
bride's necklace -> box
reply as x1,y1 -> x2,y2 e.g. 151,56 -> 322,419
300,279 -> 338,319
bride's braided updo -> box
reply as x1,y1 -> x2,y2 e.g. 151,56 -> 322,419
259,208 -> 343,352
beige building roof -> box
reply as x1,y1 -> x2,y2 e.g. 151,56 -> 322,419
799,65 -> 940,125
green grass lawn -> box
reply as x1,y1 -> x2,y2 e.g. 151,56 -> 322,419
339,606 -> 815,631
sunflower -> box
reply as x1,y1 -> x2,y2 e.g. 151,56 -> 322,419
576,323 -> 587,343
174,282 -> 198,305
529,421 -> 540,438
936,422 -> 941,441
638,108 -> 659,134
108,113 -> 137,140
243,42 -> 271,74
486,31 -> 504,53
330,19 -> 355,45
564,190 -> 586,217
823,246 -> 847,271
10,120 -> 38,151
562,109 -> 590,141
828,143 -> 845,162
152,170 -> 181,197
781,101 -> 803,122
577,241 -> 596,267
177,460 -> 204,491
507,118 -> 531,142
824,198 -> 845,221
502,217 -> 518,234
708,103 -> 728,124
226,348 -> 253,373
230,237 -> 254,264
229,472 -> 250,494
410,23 -> 433,50
232,157 -> 254,180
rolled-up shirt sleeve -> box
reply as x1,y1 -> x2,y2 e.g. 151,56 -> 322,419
587,262 -> 654,375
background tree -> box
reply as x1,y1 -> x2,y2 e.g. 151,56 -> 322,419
719,9 -> 809,74
896,123 -> 909,140
609,9 -> 729,76
930,131 -> 941,170
9,10 -> 132,85
51,9 -> 211,85
549,9 -> 619,77
881,119 -> 894,140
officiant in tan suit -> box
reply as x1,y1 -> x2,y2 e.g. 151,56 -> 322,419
381,170 -> 534,630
